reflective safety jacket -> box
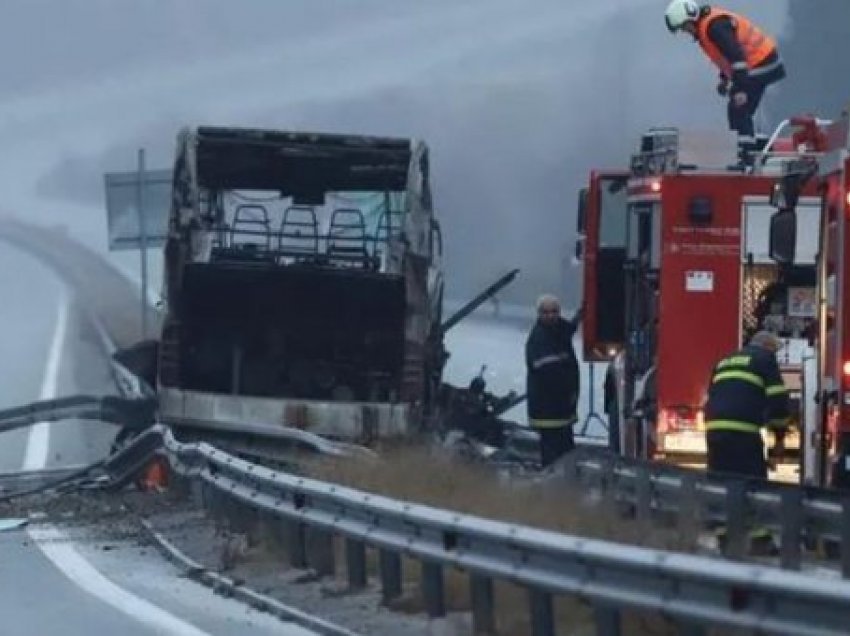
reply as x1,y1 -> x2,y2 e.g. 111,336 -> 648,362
696,8 -> 778,84
704,344 -> 790,434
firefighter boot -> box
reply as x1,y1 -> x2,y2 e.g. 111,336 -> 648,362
736,138 -> 760,170
748,527 -> 779,557
714,526 -> 779,557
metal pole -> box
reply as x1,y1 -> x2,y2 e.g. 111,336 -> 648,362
594,605 -> 622,636
725,480 -> 748,560
421,561 -> 446,618
379,550 -> 402,604
345,538 -> 367,590
137,148 -> 149,340
779,488 -> 803,571
470,575 -> 495,634
579,362 -> 608,436
841,497 -> 850,579
529,589 -> 555,636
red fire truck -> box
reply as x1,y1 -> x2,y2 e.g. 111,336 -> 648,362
768,110 -> 850,488
577,122 -> 824,476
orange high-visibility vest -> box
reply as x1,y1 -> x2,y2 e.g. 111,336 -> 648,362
696,8 -> 776,76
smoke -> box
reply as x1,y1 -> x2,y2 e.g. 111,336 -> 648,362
0,0 -> 790,307
771,0 -> 850,123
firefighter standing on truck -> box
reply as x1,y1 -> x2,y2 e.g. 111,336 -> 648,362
704,330 -> 790,479
663,1 -> 786,156
526,295 -> 582,468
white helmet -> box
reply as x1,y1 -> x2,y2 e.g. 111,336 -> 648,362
665,0 -> 701,33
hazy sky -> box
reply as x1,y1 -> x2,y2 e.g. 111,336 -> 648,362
0,1 -> 795,307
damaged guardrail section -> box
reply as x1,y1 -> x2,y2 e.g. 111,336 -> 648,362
107,425 -> 850,636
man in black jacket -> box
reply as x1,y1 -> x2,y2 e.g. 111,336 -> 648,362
526,295 -> 582,467
704,330 -> 790,479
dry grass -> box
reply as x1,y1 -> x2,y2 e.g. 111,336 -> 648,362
295,443 -> 698,635
305,442 -> 694,550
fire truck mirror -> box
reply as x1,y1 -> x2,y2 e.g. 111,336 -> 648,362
576,188 -> 588,234
769,209 -> 797,265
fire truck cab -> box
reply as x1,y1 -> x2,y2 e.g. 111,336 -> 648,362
769,111 -> 850,488
578,127 -> 821,473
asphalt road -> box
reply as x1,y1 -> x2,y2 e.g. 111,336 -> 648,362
0,243 -> 317,636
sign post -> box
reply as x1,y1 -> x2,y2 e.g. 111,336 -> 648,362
136,148 -> 149,339
104,155 -> 171,341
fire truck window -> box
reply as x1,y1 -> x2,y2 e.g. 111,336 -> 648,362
627,202 -> 657,264
637,211 -> 653,265
651,207 -> 661,269
599,177 -> 628,248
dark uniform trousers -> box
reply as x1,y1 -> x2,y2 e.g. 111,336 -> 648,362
539,426 -> 575,468
707,429 -> 767,479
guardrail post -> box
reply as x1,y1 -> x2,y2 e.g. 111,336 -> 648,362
599,454 -> 614,497
779,488 -> 803,570
286,521 -> 307,569
724,480 -> 747,560
422,561 -> 446,618
678,473 -> 699,534
229,498 -> 258,536
189,479 -> 205,509
345,538 -> 367,590
308,528 -> 335,577
563,450 -> 579,481
676,621 -> 707,636
594,605 -> 622,636
470,575 -> 495,634
841,497 -> 850,579
529,589 -> 554,636
204,484 -> 227,522
379,549 -> 402,604
635,466 -> 652,522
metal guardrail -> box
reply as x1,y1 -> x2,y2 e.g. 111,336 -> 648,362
565,447 -> 850,574
0,465 -> 89,494
99,424 -> 850,636
0,395 -> 156,435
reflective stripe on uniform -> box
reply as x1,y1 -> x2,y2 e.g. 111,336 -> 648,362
715,525 -> 772,539
696,8 -> 777,75
706,419 -> 761,434
712,370 -> 764,387
749,57 -> 783,76
531,353 -> 570,370
717,354 -> 752,369
530,417 -> 576,429
766,384 -> 787,396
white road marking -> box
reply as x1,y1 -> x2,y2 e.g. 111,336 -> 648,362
30,526 -> 212,636
22,293 -> 68,470
22,293 -> 215,636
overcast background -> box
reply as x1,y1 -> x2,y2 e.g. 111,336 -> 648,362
0,0 -> 845,309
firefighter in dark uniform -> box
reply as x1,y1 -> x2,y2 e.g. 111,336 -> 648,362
704,330 -> 790,479
526,294 -> 582,468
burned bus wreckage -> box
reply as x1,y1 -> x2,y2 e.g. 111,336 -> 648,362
114,126 -> 523,450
